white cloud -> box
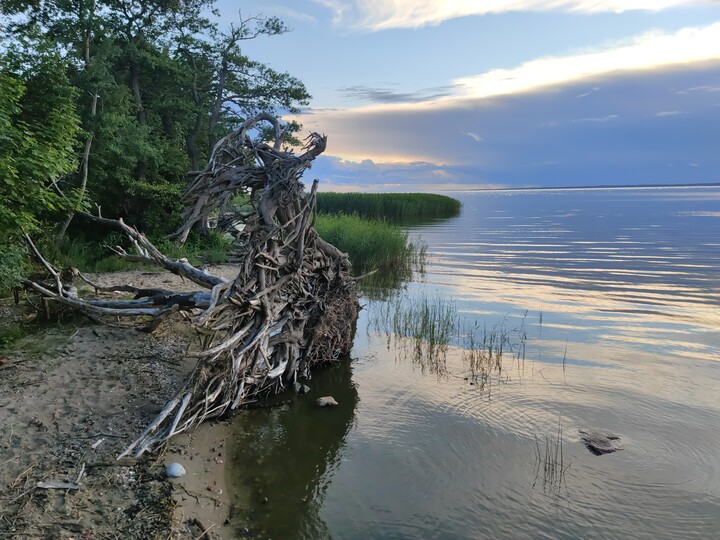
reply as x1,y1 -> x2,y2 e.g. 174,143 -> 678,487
576,87 -> 600,98
267,5 -> 319,24
655,110 -> 687,116
572,114 -> 619,122
317,1 -> 707,30
312,0 -> 348,25
300,23 -> 720,113
453,23 -> 720,101
464,131 -> 483,142
687,85 -> 720,92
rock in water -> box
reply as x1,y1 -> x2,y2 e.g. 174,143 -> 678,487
294,382 -> 311,395
166,462 -> 187,477
316,396 -> 338,407
579,429 -> 624,455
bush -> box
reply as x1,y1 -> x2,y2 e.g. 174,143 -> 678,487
0,242 -> 29,295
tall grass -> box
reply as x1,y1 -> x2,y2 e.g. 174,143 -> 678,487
461,314 -> 527,391
371,294 -> 457,375
370,295 -> 530,384
37,231 -> 234,274
314,214 -> 425,278
316,192 -> 461,221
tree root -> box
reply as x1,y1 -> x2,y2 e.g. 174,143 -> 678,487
24,114 -> 358,457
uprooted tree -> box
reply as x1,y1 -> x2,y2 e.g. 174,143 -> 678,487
23,113 -> 358,457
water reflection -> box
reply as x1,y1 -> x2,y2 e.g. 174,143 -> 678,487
226,187 -> 720,539
226,360 -> 358,539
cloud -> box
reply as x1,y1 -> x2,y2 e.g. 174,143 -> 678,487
576,87 -> 600,98
654,110 -> 687,116
339,84 -> 452,104
309,23 -> 720,112
266,5 -> 319,24
686,84 -> 720,92
452,23 -> 720,101
314,0 -> 707,31
572,114 -> 619,122
311,0 -> 348,25
675,84 -> 720,94
310,155 -> 505,191
464,132 -> 483,142
296,62 -> 720,190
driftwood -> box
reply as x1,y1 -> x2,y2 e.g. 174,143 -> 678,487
24,113 -> 359,457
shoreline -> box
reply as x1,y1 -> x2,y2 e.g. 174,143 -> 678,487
168,422 -> 235,539
0,266 -> 241,539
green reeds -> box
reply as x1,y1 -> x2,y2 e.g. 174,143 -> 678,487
461,314 -> 527,391
316,192 -> 461,221
371,294 -> 457,374
370,295 -> 529,382
462,321 -> 508,390
314,214 -> 426,278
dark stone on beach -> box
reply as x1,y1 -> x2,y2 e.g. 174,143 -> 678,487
579,429 -> 624,455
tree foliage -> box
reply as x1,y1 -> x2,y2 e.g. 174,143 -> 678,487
1,0 -> 310,235
0,51 -> 80,237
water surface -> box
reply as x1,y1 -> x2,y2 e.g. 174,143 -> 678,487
227,186 -> 720,539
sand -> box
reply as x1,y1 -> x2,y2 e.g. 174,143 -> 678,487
0,267 -> 241,539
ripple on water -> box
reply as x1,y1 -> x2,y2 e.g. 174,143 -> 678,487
347,345 -> 720,538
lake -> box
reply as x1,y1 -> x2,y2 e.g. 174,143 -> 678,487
225,186 -> 720,539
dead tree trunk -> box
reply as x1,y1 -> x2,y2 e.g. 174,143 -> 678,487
25,114 -> 358,457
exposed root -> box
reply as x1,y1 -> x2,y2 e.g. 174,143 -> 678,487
24,114 -> 358,457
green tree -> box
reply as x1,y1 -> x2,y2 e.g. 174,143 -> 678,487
0,50 -> 80,289
1,0 -> 310,236
0,53 -> 80,236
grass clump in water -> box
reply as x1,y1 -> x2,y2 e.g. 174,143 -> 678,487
315,214 -> 426,279
316,192 -> 461,221
461,314 -> 527,391
370,296 -> 530,384
533,419 -> 569,496
371,294 -> 457,375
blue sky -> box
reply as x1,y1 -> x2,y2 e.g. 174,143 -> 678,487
216,1 -> 720,190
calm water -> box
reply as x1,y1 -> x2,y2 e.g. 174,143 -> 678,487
226,186 -> 720,539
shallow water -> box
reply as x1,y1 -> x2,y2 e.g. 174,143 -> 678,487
226,186 -> 720,539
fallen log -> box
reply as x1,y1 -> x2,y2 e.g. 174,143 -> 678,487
24,113 -> 359,456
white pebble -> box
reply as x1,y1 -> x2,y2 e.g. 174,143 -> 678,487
166,463 -> 186,478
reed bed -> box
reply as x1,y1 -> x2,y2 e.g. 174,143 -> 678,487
370,295 -> 529,383
370,294 -> 456,375
314,214 -> 426,278
461,314 -> 527,391
316,192 -> 461,221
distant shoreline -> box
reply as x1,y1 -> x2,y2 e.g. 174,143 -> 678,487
462,182 -> 720,193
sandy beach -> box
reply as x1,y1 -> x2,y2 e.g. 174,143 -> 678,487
0,266 -> 241,539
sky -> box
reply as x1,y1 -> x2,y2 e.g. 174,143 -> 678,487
216,1 -> 720,191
